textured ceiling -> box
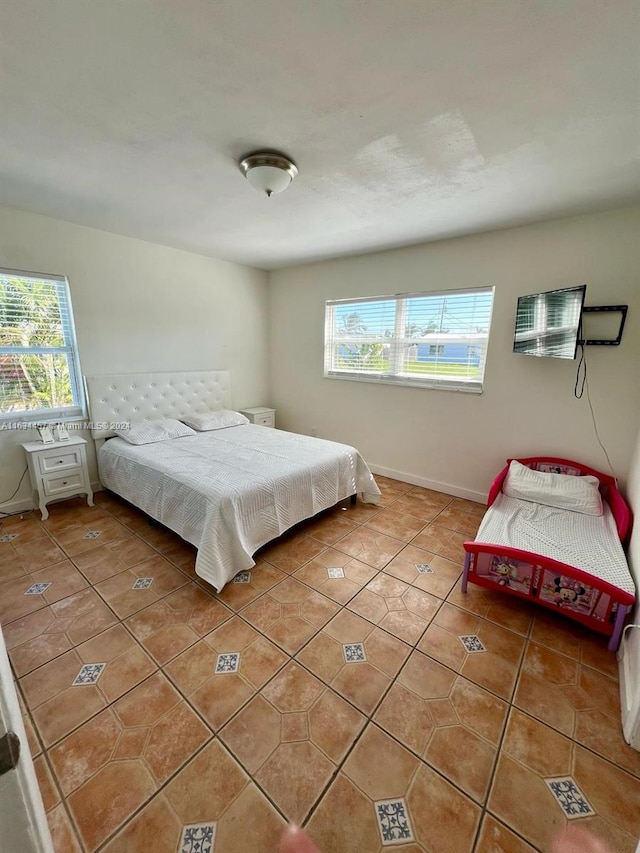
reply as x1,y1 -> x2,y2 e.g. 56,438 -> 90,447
1,0 -> 639,269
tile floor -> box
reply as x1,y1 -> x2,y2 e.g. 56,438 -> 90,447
2,476 -> 640,852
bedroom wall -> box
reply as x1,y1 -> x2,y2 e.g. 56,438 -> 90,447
619,424 -> 640,749
268,205 -> 640,500
0,205 -> 269,511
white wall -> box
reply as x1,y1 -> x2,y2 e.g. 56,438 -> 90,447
0,206 -> 269,511
619,424 -> 640,748
269,206 -> 640,500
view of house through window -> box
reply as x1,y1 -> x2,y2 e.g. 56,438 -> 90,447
0,268 -> 86,421
324,287 -> 494,392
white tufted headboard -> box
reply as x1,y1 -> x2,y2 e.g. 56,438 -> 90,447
84,371 -> 231,439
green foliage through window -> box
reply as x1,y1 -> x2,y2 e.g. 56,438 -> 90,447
0,269 -> 85,420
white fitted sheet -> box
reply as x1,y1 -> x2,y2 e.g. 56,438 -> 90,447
475,493 -> 634,594
98,424 -> 381,590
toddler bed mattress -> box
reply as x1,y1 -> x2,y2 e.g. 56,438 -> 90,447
474,492 -> 634,595
98,424 -> 381,590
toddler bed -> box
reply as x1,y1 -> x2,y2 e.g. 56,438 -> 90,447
462,457 -> 635,651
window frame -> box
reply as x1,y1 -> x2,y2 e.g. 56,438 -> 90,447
324,286 -> 494,394
0,267 -> 86,423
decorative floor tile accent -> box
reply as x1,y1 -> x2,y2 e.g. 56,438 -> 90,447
546,777 -> 596,819
415,563 -> 433,574
72,663 -> 106,686
343,643 -> 367,663
327,567 -> 345,579
131,577 -> 154,590
24,582 -> 51,596
0,533 -> 19,542
374,798 -> 414,846
232,571 -> 251,584
459,634 -> 486,653
215,653 -> 240,674
180,823 -> 216,853
82,530 -> 102,539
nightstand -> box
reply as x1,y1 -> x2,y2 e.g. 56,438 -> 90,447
21,437 -> 93,520
239,407 -> 276,428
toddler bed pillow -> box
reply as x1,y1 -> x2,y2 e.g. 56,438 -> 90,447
180,410 -> 249,431
503,460 -> 603,516
115,419 -> 196,445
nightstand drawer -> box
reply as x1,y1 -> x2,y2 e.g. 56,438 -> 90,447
38,448 -> 83,474
254,413 -> 275,427
239,407 -> 276,428
42,470 -> 85,496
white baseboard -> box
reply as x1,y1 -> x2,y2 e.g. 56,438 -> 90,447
0,480 -> 103,519
369,464 -> 486,504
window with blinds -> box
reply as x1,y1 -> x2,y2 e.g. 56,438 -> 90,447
324,287 -> 494,392
0,268 -> 86,421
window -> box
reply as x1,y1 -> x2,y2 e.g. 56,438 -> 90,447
324,287 -> 494,392
0,268 -> 86,421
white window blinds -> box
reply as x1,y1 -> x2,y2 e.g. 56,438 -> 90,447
324,287 -> 494,392
0,268 -> 86,421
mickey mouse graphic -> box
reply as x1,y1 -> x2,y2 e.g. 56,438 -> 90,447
553,576 -> 586,607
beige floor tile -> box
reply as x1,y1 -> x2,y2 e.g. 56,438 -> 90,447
384,546 -> 462,599
297,611 -> 411,713
294,549 -> 377,604
410,522 -> 467,563
2,492 -> 637,853
418,604 -> 524,700
475,814 -> 538,852
488,754 -> 567,850
240,582 -> 339,654
5,587 -> 118,676
347,573 -> 441,645
165,623 -> 284,731
447,581 -> 536,636
364,507 -> 427,542
213,559 -> 286,611
432,505 -> 482,538
333,526 -> 405,569
21,625 -> 157,747
256,533 -> 327,573
300,509 -> 359,545
72,536 -> 158,583
125,583 -> 233,664
46,803 -> 83,853
94,555 -> 189,618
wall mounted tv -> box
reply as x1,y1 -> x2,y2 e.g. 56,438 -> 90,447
513,285 -> 586,360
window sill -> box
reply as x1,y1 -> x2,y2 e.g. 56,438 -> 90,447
324,372 -> 483,394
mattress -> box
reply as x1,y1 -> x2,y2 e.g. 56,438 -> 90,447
98,424 -> 381,590
475,493 -> 634,594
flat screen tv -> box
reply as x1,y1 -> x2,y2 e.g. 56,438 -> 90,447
513,285 -> 586,359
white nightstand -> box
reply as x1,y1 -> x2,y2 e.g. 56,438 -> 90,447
239,407 -> 276,428
21,437 -> 93,520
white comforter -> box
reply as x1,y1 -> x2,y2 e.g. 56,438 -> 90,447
98,425 -> 381,590
475,493 -> 634,594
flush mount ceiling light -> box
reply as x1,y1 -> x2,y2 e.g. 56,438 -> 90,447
239,152 -> 298,197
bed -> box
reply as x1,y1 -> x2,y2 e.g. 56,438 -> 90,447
462,456 -> 635,651
85,371 -> 380,590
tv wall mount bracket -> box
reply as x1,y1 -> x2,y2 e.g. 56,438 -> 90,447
579,304 -> 628,346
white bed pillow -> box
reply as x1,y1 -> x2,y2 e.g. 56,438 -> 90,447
503,460 -> 603,516
180,410 -> 249,431
115,419 -> 196,445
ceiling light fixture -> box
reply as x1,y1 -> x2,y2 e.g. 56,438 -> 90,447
239,152 -> 298,197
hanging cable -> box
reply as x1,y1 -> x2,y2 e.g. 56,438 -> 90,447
573,342 -> 586,399
574,344 -> 616,479
0,466 -> 29,518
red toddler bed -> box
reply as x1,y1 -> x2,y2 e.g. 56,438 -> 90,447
462,457 -> 635,651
